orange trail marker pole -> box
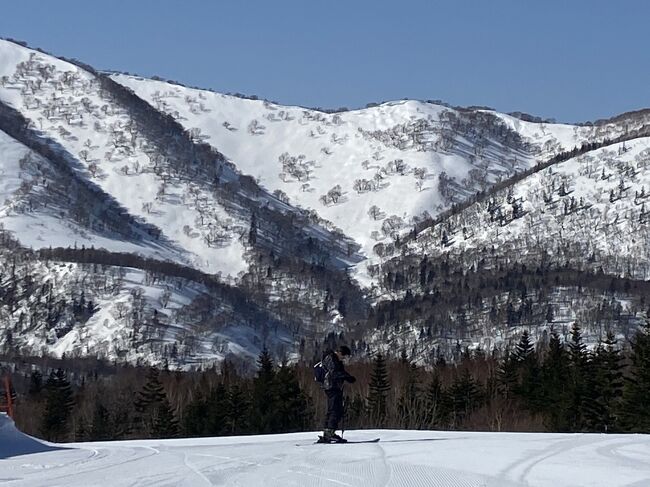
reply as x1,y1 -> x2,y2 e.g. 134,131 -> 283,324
3,375 -> 13,418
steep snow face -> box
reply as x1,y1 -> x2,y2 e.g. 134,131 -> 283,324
112,76 -> 542,282
0,130 -> 179,256
0,255 -> 289,366
402,137 -> 650,279
0,40 -> 247,277
0,130 -> 27,205
2,424 -> 650,486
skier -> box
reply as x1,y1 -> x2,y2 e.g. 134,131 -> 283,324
318,345 -> 356,443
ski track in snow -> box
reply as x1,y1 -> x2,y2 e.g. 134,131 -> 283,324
3,427 -> 650,487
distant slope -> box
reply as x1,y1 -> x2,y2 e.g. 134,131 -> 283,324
394,137 -> 650,281
112,74 -> 645,285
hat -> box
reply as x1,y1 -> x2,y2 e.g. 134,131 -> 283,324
337,345 -> 351,356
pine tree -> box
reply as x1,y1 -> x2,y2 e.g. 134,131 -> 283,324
566,323 -> 589,431
90,401 -> 112,440
225,384 -> 249,435
397,362 -> 422,428
619,322 -> 650,432
425,372 -> 449,428
367,353 -> 390,426
41,368 -> 75,442
274,364 -> 311,432
513,330 -> 534,363
449,368 -> 482,427
133,367 -> 169,437
250,349 -> 278,433
344,393 -> 366,429
497,351 -> 519,399
541,330 -> 570,431
152,397 -> 179,439
28,370 -> 43,397
588,332 -> 623,432
184,383 -> 229,437
513,331 -> 543,412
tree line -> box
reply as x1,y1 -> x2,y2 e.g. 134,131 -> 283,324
4,320 -> 650,443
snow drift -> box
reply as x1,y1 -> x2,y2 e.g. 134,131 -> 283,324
0,413 -> 64,459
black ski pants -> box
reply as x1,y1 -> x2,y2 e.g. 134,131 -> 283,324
325,388 -> 344,430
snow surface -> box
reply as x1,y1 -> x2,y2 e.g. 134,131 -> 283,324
1,413 -> 649,486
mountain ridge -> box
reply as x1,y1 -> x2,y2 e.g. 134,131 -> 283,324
1,37 -> 650,366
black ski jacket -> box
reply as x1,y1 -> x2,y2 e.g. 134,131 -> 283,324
321,350 -> 354,391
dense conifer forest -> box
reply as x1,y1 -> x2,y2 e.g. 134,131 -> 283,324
4,319 -> 650,441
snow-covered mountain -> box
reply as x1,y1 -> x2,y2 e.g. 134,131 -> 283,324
396,137 -> 650,279
1,37 -> 650,366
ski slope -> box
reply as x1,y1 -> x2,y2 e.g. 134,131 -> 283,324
2,414 -> 649,486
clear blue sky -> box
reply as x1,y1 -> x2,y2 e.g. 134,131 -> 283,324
1,0 -> 648,123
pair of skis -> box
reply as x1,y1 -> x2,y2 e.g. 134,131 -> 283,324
313,436 -> 380,445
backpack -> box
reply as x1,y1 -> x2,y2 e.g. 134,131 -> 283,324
313,361 -> 327,384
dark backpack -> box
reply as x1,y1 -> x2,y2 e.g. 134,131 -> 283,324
313,361 -> 327,384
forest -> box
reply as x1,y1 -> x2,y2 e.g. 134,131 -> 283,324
3,318 -> 650,442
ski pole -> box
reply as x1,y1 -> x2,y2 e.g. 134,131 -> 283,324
341,382 -> 345,439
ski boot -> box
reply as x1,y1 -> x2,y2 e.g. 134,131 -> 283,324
318,429 -> 348,443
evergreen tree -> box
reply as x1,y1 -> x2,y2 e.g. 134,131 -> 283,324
184,383 -> 229,437
425,372 -> 449,428
397,362 -> 423,428
250,349 -> 278,433
41,368 -> 75,441
588,332 -> 623,432
619,322 -> 650,432
90,401 -> 112,440
566,323 -> 590,431
344,393 -> 366,429
513,331 -> 543,412
274,364 -> 311,432
152,397 -> 179,438
513,330 -> 534,363
28,370 -> 43,398
133,367 -> 169,437
497,351 -> 519,399
541,330 -> 570,431
367,353 -> 390,426
449,368 -> 483,427
225,384 -> 249,434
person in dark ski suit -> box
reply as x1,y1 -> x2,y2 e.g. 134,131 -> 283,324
321,345 -> 356,442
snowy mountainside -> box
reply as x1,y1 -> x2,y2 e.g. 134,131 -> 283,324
113,74 -> 645,285
396,137 -> 650,280
0,38 -> 362,365
0,243 -> 293,366
0,127 -> 183,259
357,136 -> 650,362
0,40 -> 247,277
2,37 -> 650,366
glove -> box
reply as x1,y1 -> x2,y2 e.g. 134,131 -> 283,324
346,375 -> 356,384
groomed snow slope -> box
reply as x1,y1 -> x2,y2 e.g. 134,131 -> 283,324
1,419 -> 649,486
